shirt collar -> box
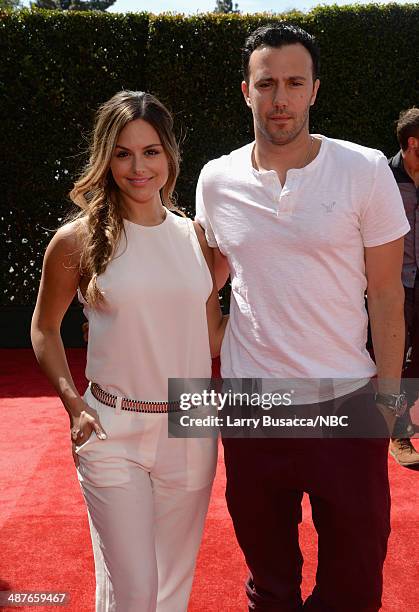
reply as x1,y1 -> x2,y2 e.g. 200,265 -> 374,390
248,135 -> 327,178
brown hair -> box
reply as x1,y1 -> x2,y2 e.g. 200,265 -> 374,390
242,24 -> 320,84
396,107 -> 419,151
69,91 -> 180,305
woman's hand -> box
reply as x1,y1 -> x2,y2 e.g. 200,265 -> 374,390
70,403 -> 107,467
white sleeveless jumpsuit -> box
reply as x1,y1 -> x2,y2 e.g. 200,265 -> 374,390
75,211 -> 218,612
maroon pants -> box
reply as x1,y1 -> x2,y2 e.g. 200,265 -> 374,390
222,436 -> 390,611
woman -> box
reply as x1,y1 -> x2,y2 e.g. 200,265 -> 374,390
31,90 -> 227,611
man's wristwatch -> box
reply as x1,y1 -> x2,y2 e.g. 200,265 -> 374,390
374,392 -> 407,417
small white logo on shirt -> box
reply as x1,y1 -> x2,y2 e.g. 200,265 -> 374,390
321,201 -> 336,213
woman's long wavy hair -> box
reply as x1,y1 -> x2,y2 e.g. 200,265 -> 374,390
70,90 -> 180,306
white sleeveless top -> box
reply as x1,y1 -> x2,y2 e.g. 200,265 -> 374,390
78,211 -> 213,401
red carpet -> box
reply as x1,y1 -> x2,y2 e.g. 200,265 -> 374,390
0,349 -> 418,611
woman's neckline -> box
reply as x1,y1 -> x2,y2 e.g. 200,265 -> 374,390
123,207 -> 170,229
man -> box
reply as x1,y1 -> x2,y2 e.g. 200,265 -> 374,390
196,24 -> 409,611
388,107 -> 419,468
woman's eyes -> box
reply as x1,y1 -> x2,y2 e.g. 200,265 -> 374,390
115,149 -> 160,158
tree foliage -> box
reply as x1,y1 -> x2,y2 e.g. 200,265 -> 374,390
31,0 -> 115,10
0,0 -> 22,8
214,0 -> 239,14
1,7 -> 418,307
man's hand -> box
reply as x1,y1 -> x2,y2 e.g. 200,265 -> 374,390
375,403 -> 397,437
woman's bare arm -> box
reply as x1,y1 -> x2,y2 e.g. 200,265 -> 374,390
31,222 -> 106,440
193,222 -> 228,358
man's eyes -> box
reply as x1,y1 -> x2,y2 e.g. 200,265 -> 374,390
257,81 -> 304,89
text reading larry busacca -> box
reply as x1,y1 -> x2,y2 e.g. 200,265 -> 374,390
176,390 -> 349,429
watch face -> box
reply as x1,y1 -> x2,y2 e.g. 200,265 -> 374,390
375,393 -> 407,416
389,394 -> 407,416
396,395 -> 408,414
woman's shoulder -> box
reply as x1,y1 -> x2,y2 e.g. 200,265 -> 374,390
47,218 -> 86,262
167,207 -> 186,219
166,208 -> 192,232
166,210 -> 209,255
56,218 -> 84,238
167,208 -> 202,238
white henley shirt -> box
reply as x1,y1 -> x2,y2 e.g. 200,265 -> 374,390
196,136 -> 410,403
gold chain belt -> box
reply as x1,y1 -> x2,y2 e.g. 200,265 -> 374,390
90,383 -> 180,414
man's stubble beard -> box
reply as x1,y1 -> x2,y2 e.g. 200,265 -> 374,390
256,103 -> 311,147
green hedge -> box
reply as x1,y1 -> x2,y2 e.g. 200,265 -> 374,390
1,6 -> 418,306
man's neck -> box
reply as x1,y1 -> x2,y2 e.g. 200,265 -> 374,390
401,150 -> 419,188
253,130 -> 320,186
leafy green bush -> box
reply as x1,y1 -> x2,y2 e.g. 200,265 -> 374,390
1,6 -> 418,307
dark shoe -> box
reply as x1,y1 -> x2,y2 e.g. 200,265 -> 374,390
390,438 -> 419,469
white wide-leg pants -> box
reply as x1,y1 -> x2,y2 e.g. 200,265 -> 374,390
76,387 -> 217,612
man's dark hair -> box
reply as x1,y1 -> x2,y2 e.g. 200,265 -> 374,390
396,107 -> 419,151
242,24 -> 320,84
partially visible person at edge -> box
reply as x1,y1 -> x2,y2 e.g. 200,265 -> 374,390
31,90 -> 227,612
388,107 -> 419,469
196,24 -> 409,612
